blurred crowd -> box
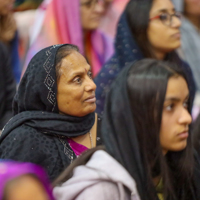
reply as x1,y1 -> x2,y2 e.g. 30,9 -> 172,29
0,0 -> 200,200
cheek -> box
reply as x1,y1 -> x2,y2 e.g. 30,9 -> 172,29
159,114 -> 175,147
148,25 -> 169,47
80,9 -> 91,29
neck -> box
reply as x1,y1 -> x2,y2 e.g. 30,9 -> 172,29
153,175 -> 161,186
185,13 -> 200,31
83,30 -> 91,44
152,51 -> 166,60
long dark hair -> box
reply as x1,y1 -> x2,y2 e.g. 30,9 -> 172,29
127,59 -> 194,199
125,0 -> 178,61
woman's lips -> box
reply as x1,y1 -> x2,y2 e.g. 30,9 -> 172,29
172,32 -> 181,39
178,131 -> 189,139
84,96 -> 96,103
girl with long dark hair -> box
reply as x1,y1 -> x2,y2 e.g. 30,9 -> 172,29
53,59 -> 200,200
94,0 -> 196,114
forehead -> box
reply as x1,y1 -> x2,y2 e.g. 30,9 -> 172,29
165,76 -> 189,98
60,51 -> 90,76
150,0 -> 174,15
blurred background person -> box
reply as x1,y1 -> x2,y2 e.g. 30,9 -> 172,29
0,161 -> 54,200
0,0 -> 21,83
173,0 -> 200,118
0,42 -> 16,132
21,0 -> 129,78
192,112 -> 200,156
94,0 -> 196,114
173,0 -> 200,91
14,0 -> 43,10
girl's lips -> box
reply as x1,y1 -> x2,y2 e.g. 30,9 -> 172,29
178,132 -> 189,139
84,97 -> 96,103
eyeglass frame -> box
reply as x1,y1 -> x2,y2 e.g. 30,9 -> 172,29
149,12 -> 182,27
80,0 -> 110,9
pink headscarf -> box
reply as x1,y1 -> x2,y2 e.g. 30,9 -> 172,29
22,0 -> 115,77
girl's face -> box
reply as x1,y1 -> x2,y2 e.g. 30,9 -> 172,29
185,0 -> 200,16
160,75 -> 192,155
4,175 -> 50,200
147,0 -> 181,59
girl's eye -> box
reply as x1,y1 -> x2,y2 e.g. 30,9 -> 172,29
165,104 -> 174,111
183,101 -> 189,109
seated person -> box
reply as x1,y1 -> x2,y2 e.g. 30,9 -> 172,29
0,44 -> 101,181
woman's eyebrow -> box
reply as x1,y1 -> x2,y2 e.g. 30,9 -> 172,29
157,8 -> 176,14
70,71 -> 85,78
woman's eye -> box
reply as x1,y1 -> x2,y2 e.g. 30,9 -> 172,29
88,71 -> 93,79
160,13 -> 168,22
82,0 -> 93,8
74,77 -> 82,84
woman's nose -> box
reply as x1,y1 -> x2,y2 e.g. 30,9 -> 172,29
94,0 -> 106,13
85,78 -> 97,92
171,15 -> 182,28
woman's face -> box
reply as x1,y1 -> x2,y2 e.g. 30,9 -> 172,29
0,0 -> 14,15
160,75 -> 192,155
5,175 -> 49,200
80,0 -> 113,31
147,0 -> 181,59
57,51 -> 96,117
185,0 -> 200,16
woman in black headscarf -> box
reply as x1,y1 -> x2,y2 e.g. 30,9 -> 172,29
0,44 -> 102,181
53,59 -> 200,200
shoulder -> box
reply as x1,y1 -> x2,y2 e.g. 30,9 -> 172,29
0,124 -> 56,158
75,181 -> 133,200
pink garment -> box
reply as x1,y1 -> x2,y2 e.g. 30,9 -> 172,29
67,138 -> 88,157
22,0 -> 115,77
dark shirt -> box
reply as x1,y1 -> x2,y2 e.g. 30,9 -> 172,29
0,42 -> 16,129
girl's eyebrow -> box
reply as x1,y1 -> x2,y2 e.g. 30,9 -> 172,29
165,97 -> 180,102
165,94 -> 189,102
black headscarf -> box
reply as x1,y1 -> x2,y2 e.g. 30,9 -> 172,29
1,44 -> 95,141
101,64 -> 150,200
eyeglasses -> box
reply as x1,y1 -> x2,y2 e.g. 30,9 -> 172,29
80,0 -> 111,9
149,12 -> 181,27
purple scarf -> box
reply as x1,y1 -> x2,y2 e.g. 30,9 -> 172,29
0,161 -> 54,200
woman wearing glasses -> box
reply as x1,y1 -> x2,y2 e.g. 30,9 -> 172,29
95,0 -> 196,114
22,0 -> 123,78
